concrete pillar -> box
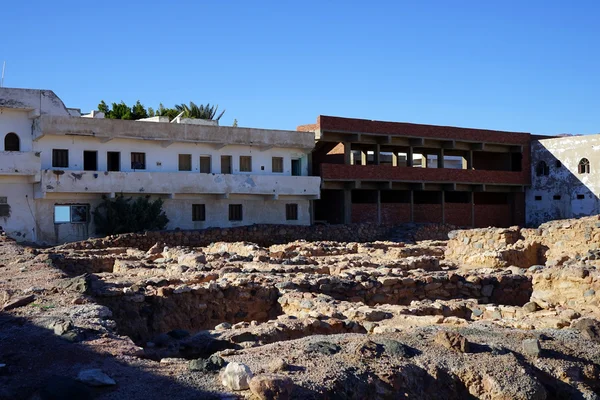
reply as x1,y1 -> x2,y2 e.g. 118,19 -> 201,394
374,144 -> 381,165
376,190 -> 381,224
344,142 -> 351,165
392,152 -> 398,167
360,151 -> 367,166
438,149 -> 445,169
467,150 -> 473,170
407,147 -> 414,167
441,191 -> 445,224
409,190 -> 414,222
344,189 -> 352,224
470,191 -> 475,228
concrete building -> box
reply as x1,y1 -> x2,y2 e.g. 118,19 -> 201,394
527,134 -> 600,226
0,88 -> 320,244
299,115 -> 531,228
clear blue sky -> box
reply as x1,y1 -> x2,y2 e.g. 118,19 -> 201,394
2,1 -> 599,134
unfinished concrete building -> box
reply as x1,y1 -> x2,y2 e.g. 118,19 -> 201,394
300,116 -> 531,227
0,88 -> 320,244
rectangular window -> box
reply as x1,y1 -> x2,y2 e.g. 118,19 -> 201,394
240,156 -> 252,172
555,161 -> 562,168
272,157 -> 284,173
52,149 -> 69,168
200,156 -> 211,173
83,151 -> 97,171
291,159 -> 301,176
178,154 -> 192,171
534,196 -> 542,201
286,204 -> 298,220
553,195 -> 561,200
221,155 -> 232,174
577,194 -> 585,200
131,152 -> 146,170
192,204 -> 206,221
107,152 -> 120,171
229,204 -> 243,221
0,197 -> 8,217
54,204 -> 89,224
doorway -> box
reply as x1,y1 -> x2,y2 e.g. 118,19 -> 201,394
107,152 -> 120,171
83,151 -> 97,171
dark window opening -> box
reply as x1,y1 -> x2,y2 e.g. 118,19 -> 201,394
578,158 -> 590,174
445,191 -> 471,203
555,160 -> 562,168
351,190 -> 378,204
52,149 -> 69,168
553,195 -> 561,200
0,197 -> 9,217
83,151 -> 97,171
200,156 -> 211,173
131,152 -> 146,170
4,132 -> 20,151
535,161 -> 549,176
221,155 -> 232,174
381,190 -> 410,203
534,196 -> 542,201
229,204 -> 243,221
577,194 -> 585,200
414,191 -> 441,204
192,204 -> 206,221
291,159 -> 301,176
511,152 -> 522,172
474,192 -> 509,205
240,156 -> 252,172
272,157 -> 284,173
286,204 -> 298,220
179,154 -> 192,171
107,152 -> 120,171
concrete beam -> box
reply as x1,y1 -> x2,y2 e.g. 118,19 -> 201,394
259,145 -> 274,152
409,138 -> 425,146
212,143 -> 227,150
160,140 -> 174,148
28,109 -> 41,119
99,137 -> 113,143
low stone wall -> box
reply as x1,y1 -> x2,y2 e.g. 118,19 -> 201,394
531,265 -> 600,309
59,223 -> 393,251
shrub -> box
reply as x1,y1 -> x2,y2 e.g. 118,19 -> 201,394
93,194 -> 169,235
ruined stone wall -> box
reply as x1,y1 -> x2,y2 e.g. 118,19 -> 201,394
59,223 -> 393,251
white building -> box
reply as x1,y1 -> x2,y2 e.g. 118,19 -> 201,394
0,87 -> 320,244
527,134 -> 600,226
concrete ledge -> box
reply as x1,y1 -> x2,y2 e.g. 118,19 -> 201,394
0,152 -> 42,176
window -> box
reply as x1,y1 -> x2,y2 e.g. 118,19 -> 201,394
535,161 -> 549,176
107,152 -> 120,171
291,159 -> 301,176
229,204 -> 243,221
192,204 -> 205,221
555,160 -> 562,168
577,194 -> 585,200
578,158 -> 590,174
179,154 -> 192,171
0,197 -> 9,217
54,204 -> 89,224
286,204 -> 298,220
83,151 -> 97,171
4,133 -> 19,151
131,152 -> 146,170
200,156 -> 211,173
553,195 -> 561,200
240,156 -> 252,172
221,155 -> 232,174
534,196 -> 542,201
52,149 -> 69,168
272,157 -> 284,173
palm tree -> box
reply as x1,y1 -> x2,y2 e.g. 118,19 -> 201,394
175,101 -> 225,121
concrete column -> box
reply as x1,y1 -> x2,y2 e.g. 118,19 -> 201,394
467,150 -> 473,170
392,152 -> 398,167
344,189 -> 352,224
441,191 -> 445,224
470,191 -> 475,228
360,151 -> 367,166
374,144 -> 381,165
407,147 -> 414,167
438,149 -> 445,169
376,190 -> 381,225
343,142 -> 352,165
409,190 -> 414,222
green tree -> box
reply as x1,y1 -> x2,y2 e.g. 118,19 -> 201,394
98,100 -> 110,114
131,100 -> 149,120
175,101 -> 225,121
92,194 -> 169,235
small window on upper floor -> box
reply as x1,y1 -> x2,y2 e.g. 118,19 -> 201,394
577,194 -> 585,200
272,157 -> 284,173
534,195 -> 542,201
131,152 -> 146,170
553,195 -> 561,200
4,133 -> 19,151
178,154 -> 192,171
52,149 -> 69,168
555,160 -> 562,168
578,158 -> 590,174
199,156 -> 211,173
535,161 -> 549,176
240,156 -> 252,172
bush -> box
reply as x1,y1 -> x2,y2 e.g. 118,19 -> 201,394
93,194 -> 169,235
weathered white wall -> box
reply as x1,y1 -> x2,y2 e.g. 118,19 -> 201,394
0,109 -> 34,152
527,135 -> 600,226
0,177 -> 37,242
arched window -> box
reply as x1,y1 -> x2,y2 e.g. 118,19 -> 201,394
535,160 -> 549,176
578,158 -> 590,174
4,133 -> 20,151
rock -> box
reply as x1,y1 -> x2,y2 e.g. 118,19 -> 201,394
572,318 -> 600,341
189,355 -> 227,372
2,294 -> 35,311
522,339 -> 542,357
55,274 -> 90,294
249,374 -> 294,400
215,322 -> 232,331
40,376 -> 92,400
523,302 -> 539,313
528,265 -> 545,273
221,362 -> 253,391
379,339 -> 411,358
147,242 -> 162,254
267,358 -> 290,373
434,331 -> 470,353
306,341 -> 341,355
77,369 -> 116,386
230,332 -> 259,343
481,284 -> 494,297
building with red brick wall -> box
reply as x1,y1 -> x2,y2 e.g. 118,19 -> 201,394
298,115 -> 531,228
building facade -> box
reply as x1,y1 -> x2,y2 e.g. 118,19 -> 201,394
527,134 -> 600,226
300,115 -> 531,228
0,88 -> 320,244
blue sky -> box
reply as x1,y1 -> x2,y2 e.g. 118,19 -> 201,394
2,1 -> 599,134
